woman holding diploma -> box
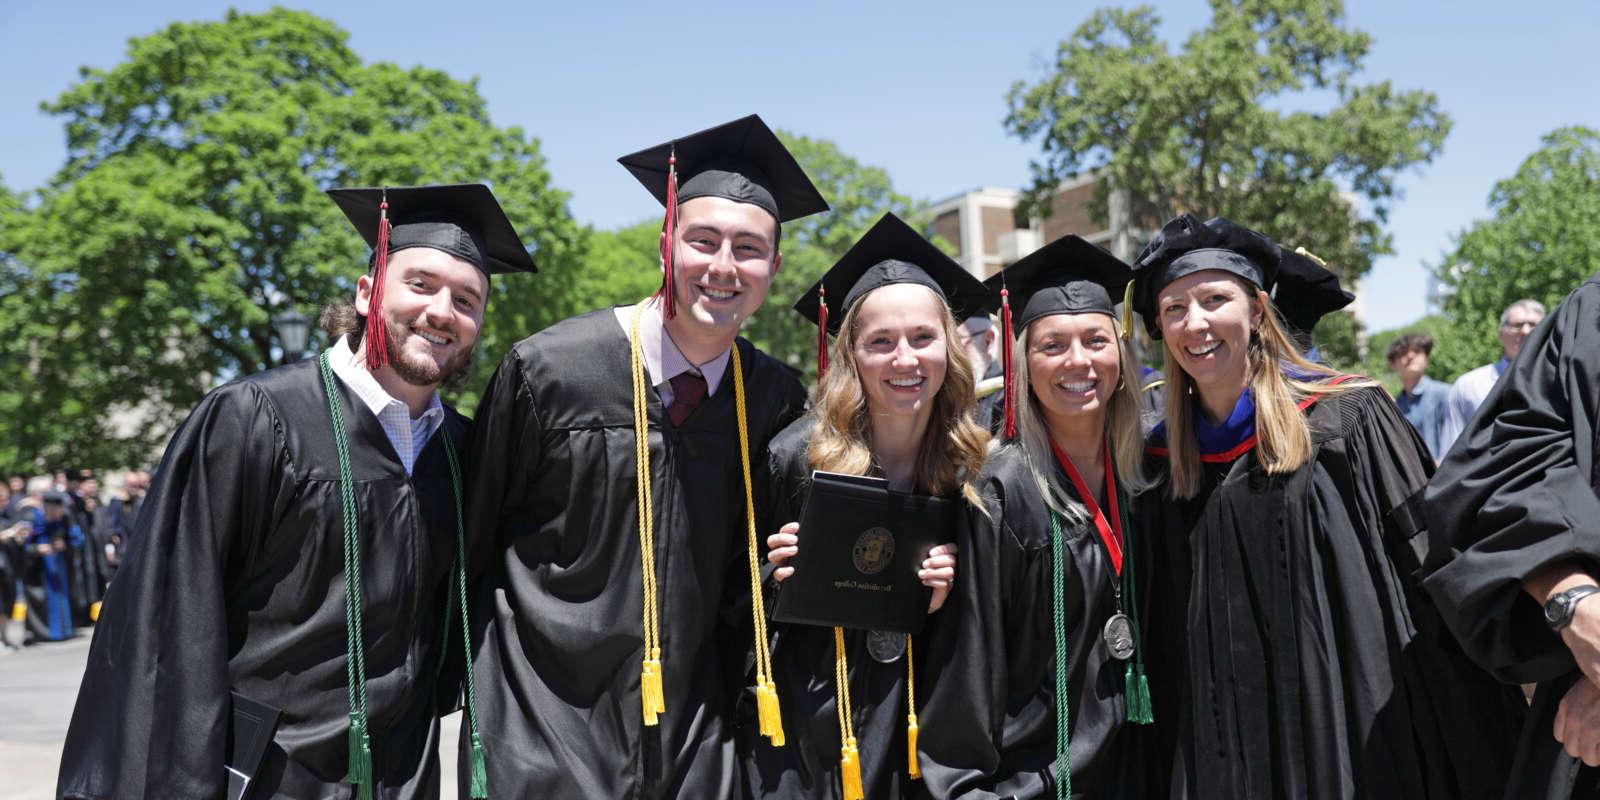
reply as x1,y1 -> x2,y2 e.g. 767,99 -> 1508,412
752,213 -> 995,800
915,235 -> 1154,799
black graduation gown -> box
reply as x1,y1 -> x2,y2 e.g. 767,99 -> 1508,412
918,444 -> 1150,799
1422,275 -> 1600,799
743,416 -> 938,800
463,309 -> 805,800
58,358 -> 469,800
1137,383 -> 1525,800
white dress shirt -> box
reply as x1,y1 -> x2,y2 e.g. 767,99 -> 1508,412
325,335 -> 445,475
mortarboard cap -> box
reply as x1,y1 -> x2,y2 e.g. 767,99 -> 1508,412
985,235 -> 1133,330
618,114 -> 829,225
1130,215 -> 1285,340
793,213 -> 997,377
326,183 -> 536,276
326,183 -> 536,371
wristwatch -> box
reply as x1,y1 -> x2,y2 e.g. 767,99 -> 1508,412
1544,585 -> 1600,631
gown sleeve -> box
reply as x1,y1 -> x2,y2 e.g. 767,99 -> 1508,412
1423,281 -> 1600,683
57,382 -> 280,799
463,347 -> 543,583
917,483 -> 1031,799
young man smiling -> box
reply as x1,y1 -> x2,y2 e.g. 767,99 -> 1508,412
461,115 -> 826,799
58,184 -> 535,800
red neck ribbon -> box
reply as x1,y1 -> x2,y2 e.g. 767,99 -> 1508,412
1049,437 -> 1124,575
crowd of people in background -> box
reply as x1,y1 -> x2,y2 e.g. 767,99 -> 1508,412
0,468 -> 148,650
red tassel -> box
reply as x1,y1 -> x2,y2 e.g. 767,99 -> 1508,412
364,195 -> 392,371
816,286 -> 829,381
1000,288 -> 1015,440
660,149 -> 678,320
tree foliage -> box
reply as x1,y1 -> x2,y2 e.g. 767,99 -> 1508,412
1431,126 -> 1600,379
1005,0 -> 1450,286
2,8 -> 583,472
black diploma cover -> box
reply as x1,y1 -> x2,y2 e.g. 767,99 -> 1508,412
772,471 -> 953,634
225,691 -> 282,800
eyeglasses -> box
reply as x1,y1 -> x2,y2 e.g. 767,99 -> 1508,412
1501,320 -> 1539,332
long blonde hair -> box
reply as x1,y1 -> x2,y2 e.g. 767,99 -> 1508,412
808,286 -> 989,507
1162,282 -> 1374,499
1008,314 -> 1148,522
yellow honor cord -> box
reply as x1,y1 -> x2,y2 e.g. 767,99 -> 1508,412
834,626 -> 865,800
629,304 -> 665,725
905,633 -> 921,780
11,599 -> 26,622
731,343 -> 785,747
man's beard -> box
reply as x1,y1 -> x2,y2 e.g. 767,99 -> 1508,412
382,315 -> 474,390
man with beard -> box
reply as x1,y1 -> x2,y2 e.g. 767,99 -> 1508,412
462,115 -> 823,799
58,183 -> 535,800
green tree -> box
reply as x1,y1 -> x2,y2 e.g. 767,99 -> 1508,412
1005,0 -> 1450,285
3,8 -> 583,470
1432,126 -> 1600,379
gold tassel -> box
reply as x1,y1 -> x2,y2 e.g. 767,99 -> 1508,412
907,712 -> 922,779
841,737 -> 864,800
1120,280 -> 1136,340
11,600 -> 25,622
641,650 -> 665,725
757,679 -> 785,746
89,601 -> 102,622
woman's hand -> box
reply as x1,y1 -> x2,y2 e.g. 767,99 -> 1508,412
766,522 -> 800,582
919,542 -> 958,613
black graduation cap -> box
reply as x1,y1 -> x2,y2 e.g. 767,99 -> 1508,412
326,183 -> 536,276
1272,246 -> 1354,338
793,213 -> 997,377
618,114 -> 829,225
325,183 -> 535,371
1130,214 -> 1286,340
985,235 -> 1133,330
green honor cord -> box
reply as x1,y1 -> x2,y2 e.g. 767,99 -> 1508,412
1116,487 -> 1154,725
1049,512 -> 1071,800
318,352 -> 488,799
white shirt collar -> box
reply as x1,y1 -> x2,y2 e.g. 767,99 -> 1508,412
613,300 -> 730,395
326,336 -> 445,422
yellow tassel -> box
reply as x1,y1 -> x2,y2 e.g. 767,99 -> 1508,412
841,738 -> 864,800
89,601 -> 102,622
906,713 -> 921,780
1120,280 -> 1136,341
641,656 -> 664,726
10,600 -> 25,622
757,680 -> 785,746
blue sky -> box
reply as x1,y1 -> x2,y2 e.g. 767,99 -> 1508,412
2,0 -> 1597,331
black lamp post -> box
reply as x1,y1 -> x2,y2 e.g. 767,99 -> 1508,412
273,310 -> 311,363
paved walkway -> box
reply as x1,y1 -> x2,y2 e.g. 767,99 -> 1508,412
0,631 -> 463,800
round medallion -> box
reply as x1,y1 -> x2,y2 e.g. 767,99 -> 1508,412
867,629 -> 906,664
1103,613 -> 1135,661
851,527 -> 895,576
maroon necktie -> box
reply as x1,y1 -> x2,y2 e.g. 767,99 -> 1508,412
667,372 -> 708,427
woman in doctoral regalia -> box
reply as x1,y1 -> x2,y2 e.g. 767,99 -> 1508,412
1129,213 -> 1525,799
751,212 -> 995,799
915,235 -> 1155,799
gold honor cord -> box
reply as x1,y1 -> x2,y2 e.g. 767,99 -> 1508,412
629,304 -> 666,725
732,340 -> 785,746
834,627 -> 864,800
628,302 -> 779,737
905,634 -> 921,780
